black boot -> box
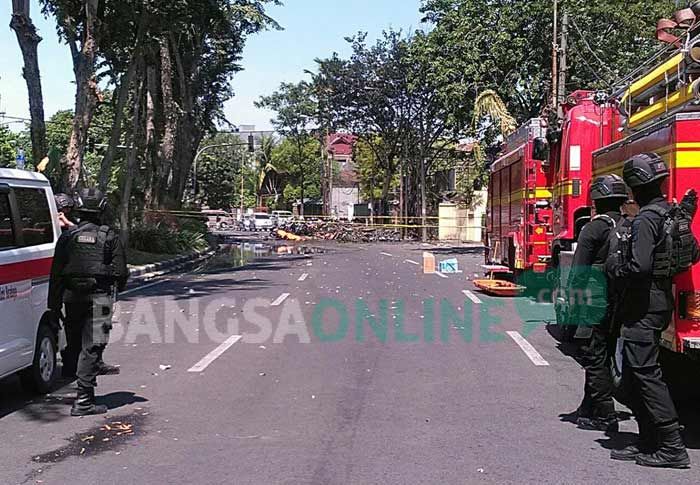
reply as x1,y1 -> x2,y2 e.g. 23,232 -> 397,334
577,414 -> 619,433
635,423 -> 690,469
577,400 -> 618,432
71,387 -> 108,417
611,416 -> 657,461
97,361 -> 120,376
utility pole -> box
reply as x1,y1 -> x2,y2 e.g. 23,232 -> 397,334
240,167 -> 245,218
557,8 -> 569,111
328,153 -> 333,217
551,0 -> 559,111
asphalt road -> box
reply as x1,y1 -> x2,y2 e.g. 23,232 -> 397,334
2,234 -> 700,484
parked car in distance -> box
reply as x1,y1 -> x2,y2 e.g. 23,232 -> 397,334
0,168 -> 61,393
252,212 -> 274,231
272,210 -> 293,225
203,209 -> 235,231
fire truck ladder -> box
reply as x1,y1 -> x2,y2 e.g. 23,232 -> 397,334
615,28 -> 700,132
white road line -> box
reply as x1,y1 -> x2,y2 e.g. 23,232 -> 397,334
506,331 -> 550,367
380,252 -> 394,257
120,279 -> 168,296
404,259 -> 420,265
462,290 -> 482,304
271,293 -> 290,306
298,273 -> 309,281
435,271 -> 448,279
188,334 -> 242,373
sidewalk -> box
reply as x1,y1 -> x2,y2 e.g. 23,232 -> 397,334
128,249 -> 215,279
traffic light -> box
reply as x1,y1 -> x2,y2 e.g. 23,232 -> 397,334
248,134 -> 255,153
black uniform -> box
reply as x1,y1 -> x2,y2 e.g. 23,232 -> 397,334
568,210 -> 622,421
610,197 -> 700,427
49,221 -> 128,389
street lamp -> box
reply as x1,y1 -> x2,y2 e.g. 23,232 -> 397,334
191,136 -> 255,194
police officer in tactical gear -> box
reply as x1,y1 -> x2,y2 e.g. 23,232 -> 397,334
49,188 -> 128,416
608,153 -> 699,468
568,174 -> 630,433
54,193 -> 76,231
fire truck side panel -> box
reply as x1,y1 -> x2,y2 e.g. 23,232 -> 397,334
552,99 -> 618,250
487,121 -> 551,273
592,113 -> 700,355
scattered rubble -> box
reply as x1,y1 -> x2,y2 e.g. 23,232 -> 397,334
274,220 -> 412,243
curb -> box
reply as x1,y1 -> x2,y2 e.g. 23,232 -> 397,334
128,249 -> 215,278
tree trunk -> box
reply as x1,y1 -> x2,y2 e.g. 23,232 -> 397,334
120,78 -> 145,248
10,3 -> 47,165
143,62 -> 158,207
99,14 -> 147,191
63,0 -> 101,191
420,155 -> 427,242
168,35 -> 198,210
98,64 -> 135,190
157,35 -> 179,208
296,139 -> 305,217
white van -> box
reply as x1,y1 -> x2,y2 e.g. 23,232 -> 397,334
0,169 -> 61,393
203,209 -> 235,231
271,210 -> 293,225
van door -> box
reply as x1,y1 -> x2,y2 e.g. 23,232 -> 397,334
14,186 -> 56,367
0,186 -> 32,376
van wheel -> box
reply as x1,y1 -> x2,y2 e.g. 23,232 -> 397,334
19,325 -> 58,394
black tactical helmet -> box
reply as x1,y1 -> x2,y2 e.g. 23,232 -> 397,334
622,152 -> 669,189
54,193 -> 75,211
590,174 -> 628,200
74,188 -> 107,214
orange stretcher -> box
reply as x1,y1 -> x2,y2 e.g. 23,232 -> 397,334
473,265 -> 526,297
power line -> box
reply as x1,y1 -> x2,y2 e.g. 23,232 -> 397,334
569,16 -> 617,86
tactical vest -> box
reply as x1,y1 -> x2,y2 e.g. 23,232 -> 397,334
62,223 -> 113,293
590,214 -> 618,273
642,203 -> 695,279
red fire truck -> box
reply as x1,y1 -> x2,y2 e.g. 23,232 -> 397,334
546,25 -> 700,355
546,91 -> 622,339
548,90 -> 620,263
592,39 -> 700,357
485,119 -> 553,275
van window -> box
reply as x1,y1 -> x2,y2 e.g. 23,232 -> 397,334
14,188 -> 53,246
0,194 -> 16,249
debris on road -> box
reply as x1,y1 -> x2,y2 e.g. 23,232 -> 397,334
159,364 -> 172,371
33,412 -> 147,464
274,220 -> 407,243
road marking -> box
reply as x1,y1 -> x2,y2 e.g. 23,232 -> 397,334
271,293 -> 290,306
298,273 -> 309,281
120,279 -> 168,296
188,334 -> 242,372
404,259 -> 420,265
435,272 -> 448,279
506,331 -> 550,366
380,252 -> 394,257
462,290 -> 482,304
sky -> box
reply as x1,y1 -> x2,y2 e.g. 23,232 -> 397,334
0,0 -> 424,132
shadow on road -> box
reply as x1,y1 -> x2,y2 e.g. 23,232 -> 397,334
0,375 -> 75,423
547,323 -> 700,451
1,374 -> 148,423
98,391 -> 149,411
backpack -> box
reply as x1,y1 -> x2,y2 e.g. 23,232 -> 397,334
642,203 -> 695,278
604,214 -> 633,293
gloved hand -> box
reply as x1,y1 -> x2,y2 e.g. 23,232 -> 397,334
681,188 -> 698,218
